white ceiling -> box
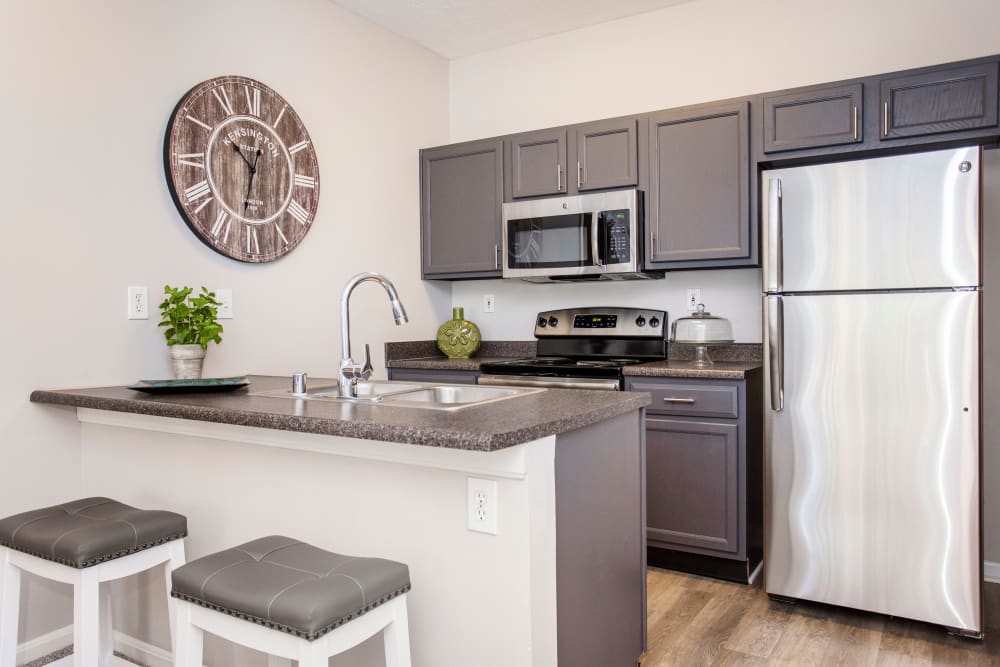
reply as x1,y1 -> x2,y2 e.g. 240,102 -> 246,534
329,0 -> 695,59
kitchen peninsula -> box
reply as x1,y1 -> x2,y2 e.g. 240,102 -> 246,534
30,375 -> 648,667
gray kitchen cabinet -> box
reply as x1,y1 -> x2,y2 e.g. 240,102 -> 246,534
646,99 -> 752,269
387,368 -> 479,384
879,61 -> 999,140
420,139 -> 503,279
626,372 -> 762,583
506,129 -> 568,199
763,83 -> 864,153
571,117 -> 639,191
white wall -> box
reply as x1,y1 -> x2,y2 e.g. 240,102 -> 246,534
1,0 -> 449,646
448,0 -> 1000,342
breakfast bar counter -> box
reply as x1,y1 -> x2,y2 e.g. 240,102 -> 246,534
30,375 -> 648,667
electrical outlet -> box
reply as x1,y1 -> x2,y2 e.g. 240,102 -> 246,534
467,477 -> 497,535
483,294 -> 495,313
686,288 -> 701,311
216,288 -> 233,319
127,286 -> 148,320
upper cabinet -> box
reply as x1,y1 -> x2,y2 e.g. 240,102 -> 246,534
507,129 -> 568,198
763,83 -> 863,153
646,100 -> 752,268
879,62 -> 999,140
506,118 -> 639,199
420,139 -> 503,279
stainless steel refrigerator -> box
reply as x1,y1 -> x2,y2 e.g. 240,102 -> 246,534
762,146 -> 982,635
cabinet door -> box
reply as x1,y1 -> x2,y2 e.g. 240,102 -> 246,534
646,417 -> 740,555
420,140 -> 503,279
879,62 -> 999,140
647,100 -> 750,266
763,83 -> 863,152
507,129 -> 567,198
573,117 -> 638,191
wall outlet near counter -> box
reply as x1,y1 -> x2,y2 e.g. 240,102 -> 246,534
216,288 -> 233,319
686,288 -> 701,311
468,477 -> 497,534
483,293 -> 495,313
127,286 -> 148,320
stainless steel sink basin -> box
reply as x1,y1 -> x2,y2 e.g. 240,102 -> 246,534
253,381 -> 545,410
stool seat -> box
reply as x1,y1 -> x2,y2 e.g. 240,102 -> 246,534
171,535 -> 411,641
0,497 -> 187,568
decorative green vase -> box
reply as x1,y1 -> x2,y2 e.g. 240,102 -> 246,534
436,307 -> 481,359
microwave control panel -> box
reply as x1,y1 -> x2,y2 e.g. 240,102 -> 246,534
599,210 -> 631,264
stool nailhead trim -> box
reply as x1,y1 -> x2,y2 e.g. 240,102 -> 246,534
0,531 -> 188,569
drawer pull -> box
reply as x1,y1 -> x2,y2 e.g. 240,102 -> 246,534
663,397 -> 696,404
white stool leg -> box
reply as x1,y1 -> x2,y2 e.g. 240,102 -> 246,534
382,596 -> 411,667
173,601 -> 203,667
0,548 -> 21,667
98,582 -> 113,665
267,655 -> 293,667
296,639 -> 327,667
163,540 -> 186,658
73,568 -> 101,667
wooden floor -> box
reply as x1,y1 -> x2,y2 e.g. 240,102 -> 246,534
642,567 -> 1000,666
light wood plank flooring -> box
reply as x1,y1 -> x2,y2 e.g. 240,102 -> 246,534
643,567 -> 1000,666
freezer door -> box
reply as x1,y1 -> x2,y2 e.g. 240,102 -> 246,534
762,147 -> 980,292
764,291 -> 981,632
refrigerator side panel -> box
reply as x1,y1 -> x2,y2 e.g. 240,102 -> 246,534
761,147 -> 980,292
764,291 -> 981,632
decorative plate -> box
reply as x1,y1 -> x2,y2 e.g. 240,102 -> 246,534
128,376 -> 250,394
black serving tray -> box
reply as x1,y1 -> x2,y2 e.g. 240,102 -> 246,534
128,376 -> 250,394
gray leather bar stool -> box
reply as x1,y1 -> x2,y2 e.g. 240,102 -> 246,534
0,497 -> 187,667
171,535 -> 412,667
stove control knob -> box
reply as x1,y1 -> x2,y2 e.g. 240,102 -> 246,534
537,317 -> 547,327
649,316 -> 660,328
635,316 -> 646,327
548,316 -> 559,328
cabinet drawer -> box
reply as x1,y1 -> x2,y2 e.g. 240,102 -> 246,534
628,380 -> 738,418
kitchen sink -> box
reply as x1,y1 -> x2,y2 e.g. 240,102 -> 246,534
253,381 -> 545,410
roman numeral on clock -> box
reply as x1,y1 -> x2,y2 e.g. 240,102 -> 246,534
184,180 -> 211,203
288,200 -> 310,225
244,86 -> 260,116
212,87 -> 234,116
246,225 -> 259,255
176,153 -> 205,169
294,174 -> 315,189
193,197 -> 214,214
210,211 -> 230,238
274,223 -> 289,247
186,114 -> 212,131
288,140 -> 310,154
273,104 -> 288,129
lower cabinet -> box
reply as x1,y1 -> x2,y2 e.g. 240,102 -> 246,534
626,372 -> 763,583
387,368 -> 479,385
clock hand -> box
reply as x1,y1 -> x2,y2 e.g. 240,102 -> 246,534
231,143 -> 254,170
243,149 -> 263,216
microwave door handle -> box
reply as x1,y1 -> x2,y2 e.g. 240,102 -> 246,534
592,213 -> 604,266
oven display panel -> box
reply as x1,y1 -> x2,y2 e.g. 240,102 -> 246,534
573,314 -> 618,329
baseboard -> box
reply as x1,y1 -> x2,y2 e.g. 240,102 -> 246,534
113,631 -> 175,667
16,624 -> 72,665
986,560 -> 1000,583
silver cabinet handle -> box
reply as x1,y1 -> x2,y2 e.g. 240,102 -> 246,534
766,178 -> 783,292
494,244 -> 499,270
883,102 -> 889,136
577,161 -> 583,188
663,397 -> 695,404
766,295 -> 784,412
557,165 -> 562,191
852,105 -> 858,140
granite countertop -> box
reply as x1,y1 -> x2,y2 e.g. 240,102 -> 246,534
29,375 -> 649,453
385,340 -> 534,372
624,360 -> 762,380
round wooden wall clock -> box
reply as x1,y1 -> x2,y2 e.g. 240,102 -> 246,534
164,75 -> 320,262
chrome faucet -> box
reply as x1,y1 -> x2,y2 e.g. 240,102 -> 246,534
339,272 -> 408,398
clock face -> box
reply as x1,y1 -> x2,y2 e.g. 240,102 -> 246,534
165,75 -> 320,262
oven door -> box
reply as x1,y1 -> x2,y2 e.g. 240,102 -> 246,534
478,374 -> 621,391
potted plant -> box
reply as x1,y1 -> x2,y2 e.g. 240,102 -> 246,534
158,285 -> 224,379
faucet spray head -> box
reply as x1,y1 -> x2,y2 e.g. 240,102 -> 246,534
391,299 -> 408,325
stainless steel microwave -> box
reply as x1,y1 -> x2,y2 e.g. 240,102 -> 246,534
501,189 -> 661,281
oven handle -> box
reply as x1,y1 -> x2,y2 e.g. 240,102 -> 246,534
478,375 -> 621,391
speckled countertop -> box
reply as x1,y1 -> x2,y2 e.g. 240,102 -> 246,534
387,341 -> 762,379
29,375 -> 649,452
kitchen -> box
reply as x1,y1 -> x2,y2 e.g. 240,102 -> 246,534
3,0 -> 999,665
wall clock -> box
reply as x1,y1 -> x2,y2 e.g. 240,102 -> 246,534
164,75 -> 320,262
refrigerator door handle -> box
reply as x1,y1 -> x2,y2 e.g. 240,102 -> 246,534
766,295 -> 784,411
766,178 -> 783,292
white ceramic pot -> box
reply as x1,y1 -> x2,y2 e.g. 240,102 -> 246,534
169,344 -> 206,379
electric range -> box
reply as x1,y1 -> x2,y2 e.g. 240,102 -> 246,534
478,307 -> 667,390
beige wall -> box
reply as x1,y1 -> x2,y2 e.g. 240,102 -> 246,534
1,0 -> 450,647
984,149 -> 999,564
447,0 -> 1000,562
